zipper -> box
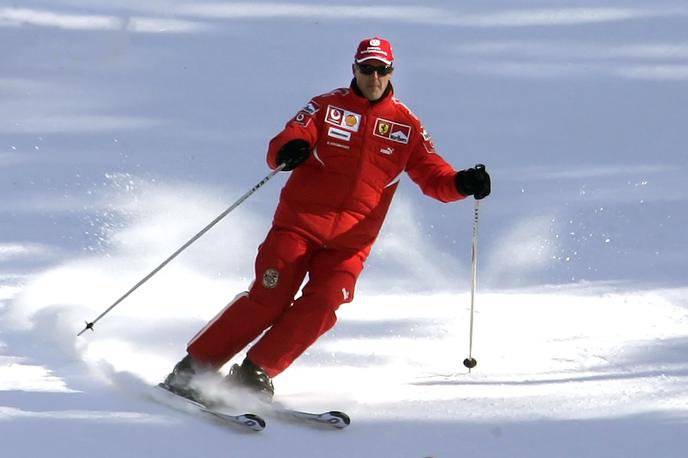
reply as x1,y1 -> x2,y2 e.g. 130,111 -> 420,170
326,101 -> 373,242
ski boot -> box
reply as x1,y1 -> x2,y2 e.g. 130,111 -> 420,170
225,358 -> 275,402
160,354 -> 213,404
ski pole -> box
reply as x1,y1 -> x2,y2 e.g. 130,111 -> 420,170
463,198 -> 480,371
77,164 -> 285,337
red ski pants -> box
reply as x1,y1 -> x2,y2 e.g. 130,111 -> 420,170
186,228 -> 366,377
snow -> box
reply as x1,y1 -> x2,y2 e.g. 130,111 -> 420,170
2,0 -> 688,456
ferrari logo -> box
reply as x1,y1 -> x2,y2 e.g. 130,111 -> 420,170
377,121 -> 391,136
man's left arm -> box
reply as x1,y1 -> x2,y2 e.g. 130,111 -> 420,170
405,126 -> 491,202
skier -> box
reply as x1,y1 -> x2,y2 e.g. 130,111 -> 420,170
162,37 -> 491,402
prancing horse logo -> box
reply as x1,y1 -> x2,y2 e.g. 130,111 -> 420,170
377,121 -> 391,136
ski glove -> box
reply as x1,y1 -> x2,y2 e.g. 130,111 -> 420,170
455,164 -> 491,200
277,139 -> 310,171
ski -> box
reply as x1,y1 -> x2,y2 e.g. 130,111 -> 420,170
153,383 -> 349,430
200,406 -> 266,432
153,384 -> 266,432
268,403 -> 351,429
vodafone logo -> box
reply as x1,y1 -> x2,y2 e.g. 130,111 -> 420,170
330,108 -> 342,121
369,39 -> 380,46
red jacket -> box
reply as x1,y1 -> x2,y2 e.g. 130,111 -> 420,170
267,82 -> 464,253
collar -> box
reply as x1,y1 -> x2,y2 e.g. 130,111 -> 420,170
350,78 -> 394,105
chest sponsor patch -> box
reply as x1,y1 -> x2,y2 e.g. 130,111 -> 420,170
328,126 -> 352,141
325,105 -> 361,132
374,118 -> 412,144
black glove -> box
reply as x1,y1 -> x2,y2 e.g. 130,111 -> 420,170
277,139 -> 310,171
455,164 -> 491,199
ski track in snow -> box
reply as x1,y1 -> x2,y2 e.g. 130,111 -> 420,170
2,0 -> 688,457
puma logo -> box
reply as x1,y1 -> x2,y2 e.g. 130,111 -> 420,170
380,146 -> 394,156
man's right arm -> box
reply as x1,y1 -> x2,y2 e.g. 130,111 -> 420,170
267,98 -> 322,170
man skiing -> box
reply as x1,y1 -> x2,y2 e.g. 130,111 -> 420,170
162,37 -> 491,402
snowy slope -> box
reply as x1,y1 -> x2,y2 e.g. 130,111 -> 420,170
2,1 -> 688,457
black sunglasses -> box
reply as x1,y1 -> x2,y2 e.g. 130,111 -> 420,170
356,63 -> 394,76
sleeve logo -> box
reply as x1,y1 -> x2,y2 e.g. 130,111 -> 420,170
303,100 -> 320,115
420,126 -> 436,153
293,111 -> 312,127
291,100 -> 320,127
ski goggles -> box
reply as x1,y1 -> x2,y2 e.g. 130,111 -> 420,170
356,63 -> 394,76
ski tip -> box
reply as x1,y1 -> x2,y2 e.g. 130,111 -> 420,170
328,411 -> 351,428
243,413 -> 267,430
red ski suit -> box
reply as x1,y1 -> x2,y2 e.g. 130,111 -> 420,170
187,83 -> 465,377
